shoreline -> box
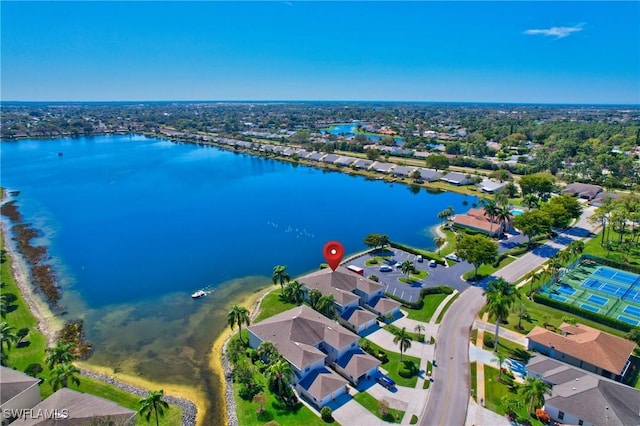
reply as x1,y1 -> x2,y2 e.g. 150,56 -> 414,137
212,284 -> 274,426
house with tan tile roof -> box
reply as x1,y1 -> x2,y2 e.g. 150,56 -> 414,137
526,323 -> 635,382
248,305 -> 380,408
452,207 -> 511,237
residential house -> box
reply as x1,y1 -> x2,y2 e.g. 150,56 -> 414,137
590,192 -> 622,207
11,388 -> 135,426
561,183 -> 603,200
452,207 -> 510,237
390,165 -> 416,177
306,152 -> 325,162
352,159 -> 373,170
333,156 -> 356,167
1,367 -> 41,425
414,168 -> 441,182
477,179 -> 506,194
526,323 -> 635,382
247,305 -> 380,408
370,162 -> 394,173
321,154 -> 340,164
298,267 -> 401,333
440,172 -> 473,186
526,354 -> 640,426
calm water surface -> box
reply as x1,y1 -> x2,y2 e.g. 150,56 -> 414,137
1,135 -> 476,422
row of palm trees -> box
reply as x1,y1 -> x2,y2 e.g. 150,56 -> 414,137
479,197 -> 513,236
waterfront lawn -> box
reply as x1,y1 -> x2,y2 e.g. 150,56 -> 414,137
481,331 -> 530,363
352,391 -> 404,423
1,234 -> 182,425
253,289 -> 296,323
404,293 -> 448,323
233,375 -> 328,426
359,339 -> 420,388
438,227 -> 458,257
436,293 -> 460,324
484,366 -> 544,426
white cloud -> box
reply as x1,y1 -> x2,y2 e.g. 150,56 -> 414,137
524,25 -> 584,39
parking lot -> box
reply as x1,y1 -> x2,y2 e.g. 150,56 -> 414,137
347,248 -> 472,302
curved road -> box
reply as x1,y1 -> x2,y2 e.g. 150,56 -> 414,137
419,207 -> 598,426
419,287 -> 485,426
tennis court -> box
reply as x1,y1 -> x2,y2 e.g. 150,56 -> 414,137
618,315 -> 639,326
587,294 -> 609,306
541,260 -> 640,326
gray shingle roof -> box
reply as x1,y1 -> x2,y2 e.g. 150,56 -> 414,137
336,350 -> 380,379
0,366 -> 40,405
297,367 -> 347,402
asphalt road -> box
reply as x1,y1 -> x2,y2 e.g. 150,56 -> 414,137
419,286 -> 486,426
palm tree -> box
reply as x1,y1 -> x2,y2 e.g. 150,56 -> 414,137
513,303 -> 529,330
414,324 -> 425,341
480,198 -> 499,235
484,278 -> 519,350
0,322 -> 17,353
393,327 -> 412,362
284,280 -> 307,305
317,294 -> 336,319
495,207 -> 513,236
492,352 -> 507,381
266,359 -> 293,398
400,260 -> 415,278
46,341 -> 76,369
308,289 -> 323,310
523,194 -> 539,209
227,305 -> 250,344
139,390 -> 170,426
520,377 -> 552,415
567,240 -> 584,262
49,363 -> 81,391
257,341 -> 280,365
272,265 -> 290,293
433,237 -> 446,255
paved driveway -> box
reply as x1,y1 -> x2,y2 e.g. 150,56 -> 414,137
348,248 -> 471,302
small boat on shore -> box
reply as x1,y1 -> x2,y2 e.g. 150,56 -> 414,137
191,290 -> 206,299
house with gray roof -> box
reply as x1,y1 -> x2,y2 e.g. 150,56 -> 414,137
526,354 -> 640,426
416,168 -> 441,182
352,159 -> 373,170
306,151 -> 325,162
333,156 -> 356,166
1,367 -> 41,424
591,192 -> 622,207
477,179 -> 506,193
370,161 -> 394,173
247,305 -> 380,408
390,165 -> 416,177
562,182 -> 603,200
440,172 -> 473,186
321,154 -> 340,163
11,388 -> 135,426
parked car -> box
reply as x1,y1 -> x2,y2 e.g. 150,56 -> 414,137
445,253 -> 462,262
429,259 -> 437,267
395,262 -> 402,268
416,255 -> 423,262
379,264 -> 393,272
376,374 -> 396,389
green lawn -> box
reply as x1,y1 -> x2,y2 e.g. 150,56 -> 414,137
436,293 -> 460,324
438,227 -> 458,257
404,293 -> 448,323
484,366 -> 545,426
481,331 -> 531,363
359,339 -> 420,388
253,289 -> 296,323
383,324 -> 424,342
463,256 -> 517,281
352,391 -> 404,423
1,233 -> 182,425
233,375 -> 328,426
470,362 -> 477,402
583,229 -> 640,267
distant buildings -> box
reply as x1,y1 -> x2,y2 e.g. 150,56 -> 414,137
561,183 -> 603,201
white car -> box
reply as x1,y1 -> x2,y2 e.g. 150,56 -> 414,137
379,264 -> 393,272
395,262 -> 402,268
446,253 -> 462,262
429,259 -> 437,267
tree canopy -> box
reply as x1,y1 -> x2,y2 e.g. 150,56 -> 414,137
456,234 -> 498,279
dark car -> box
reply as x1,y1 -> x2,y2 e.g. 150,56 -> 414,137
376,374 -> 396,389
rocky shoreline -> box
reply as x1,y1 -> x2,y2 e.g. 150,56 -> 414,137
79,368 -> 198,425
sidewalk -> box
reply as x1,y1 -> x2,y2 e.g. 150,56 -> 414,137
473,320 -> 528,347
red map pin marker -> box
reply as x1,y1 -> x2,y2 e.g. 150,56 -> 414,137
323,241 -> 344,271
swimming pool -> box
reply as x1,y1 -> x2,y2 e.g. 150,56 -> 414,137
510,209 -> 524,216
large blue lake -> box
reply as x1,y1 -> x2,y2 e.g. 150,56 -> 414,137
1,135 -> 476,421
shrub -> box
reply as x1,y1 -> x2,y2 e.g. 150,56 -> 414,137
239,383 -> 263,401
536,409 -> 551,423
369,274 -> 379,282
320,406 -> 333,421
398,367 -> 413,378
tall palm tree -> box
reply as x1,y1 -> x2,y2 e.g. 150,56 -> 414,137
480,198 -> 499,235
266,359 -> 293,398
139,390 -> 170,426
495,207 -> 513,236
393,327 -> 412,362
567,240 -> 585,262
308,289 -> 323,310
227,305 -> 250,344
513,303 -> 529,330
272,265 -> 290,293
0,322 -> 17,353
492,352 -> 507,381
414,324 -> 425,341
484,278 -> 519,350
46,341 -> 76,369
49,363 -> 81,391
400,260 -> 415,278
433,237 -> 446,255
520,377 -> 552,415
523,194 -> 539,209
317,294 -> 336,319
284,280 -> 307,305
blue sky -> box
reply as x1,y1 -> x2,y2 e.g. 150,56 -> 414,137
2,1 -> 638,104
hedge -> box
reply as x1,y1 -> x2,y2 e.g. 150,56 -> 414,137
582,254 -> 640,275
533,293 -> 633,332
385,285 -> 454,310
389,241 -> 446,264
